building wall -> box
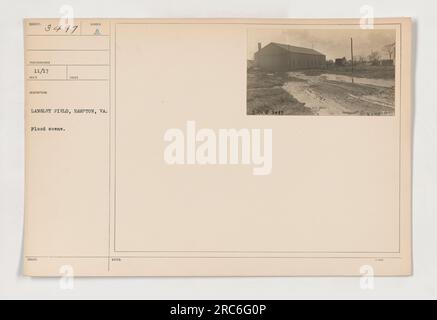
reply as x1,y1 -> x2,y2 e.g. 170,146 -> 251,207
255,45 -> 326,71
287,52 -> 326,70
254,44 -> 288,72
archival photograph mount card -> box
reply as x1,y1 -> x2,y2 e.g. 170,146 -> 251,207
23,18 -> 412,276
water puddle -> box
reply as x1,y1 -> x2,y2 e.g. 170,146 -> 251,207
284,72 -> 395,115
320,73 -> 395,88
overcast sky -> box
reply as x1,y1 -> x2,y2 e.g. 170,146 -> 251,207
248,29 -> 396,61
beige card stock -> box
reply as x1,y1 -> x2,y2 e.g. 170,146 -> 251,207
24,18 -> 412,276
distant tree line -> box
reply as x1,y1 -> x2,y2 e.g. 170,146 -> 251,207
326,42 -> 396,67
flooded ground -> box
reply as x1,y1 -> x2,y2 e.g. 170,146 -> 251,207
283,72 -> 395,116
320,73 -> 395,88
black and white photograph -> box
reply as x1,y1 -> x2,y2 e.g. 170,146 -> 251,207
247,29 -> 397,116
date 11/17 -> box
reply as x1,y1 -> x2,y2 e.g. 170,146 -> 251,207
44,24 -> 79,34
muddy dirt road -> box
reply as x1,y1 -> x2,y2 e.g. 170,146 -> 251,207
283,72 -> 395,116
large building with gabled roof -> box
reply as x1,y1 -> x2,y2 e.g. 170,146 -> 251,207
254,42 -> 326,72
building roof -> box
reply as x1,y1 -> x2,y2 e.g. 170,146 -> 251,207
270,42 -> 325,56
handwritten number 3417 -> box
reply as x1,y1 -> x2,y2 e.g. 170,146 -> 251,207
44,24 -> 79,34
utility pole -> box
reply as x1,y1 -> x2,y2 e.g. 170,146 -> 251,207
351,37 -> 354,83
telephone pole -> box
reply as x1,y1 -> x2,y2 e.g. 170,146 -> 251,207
351,38 -> 354,83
